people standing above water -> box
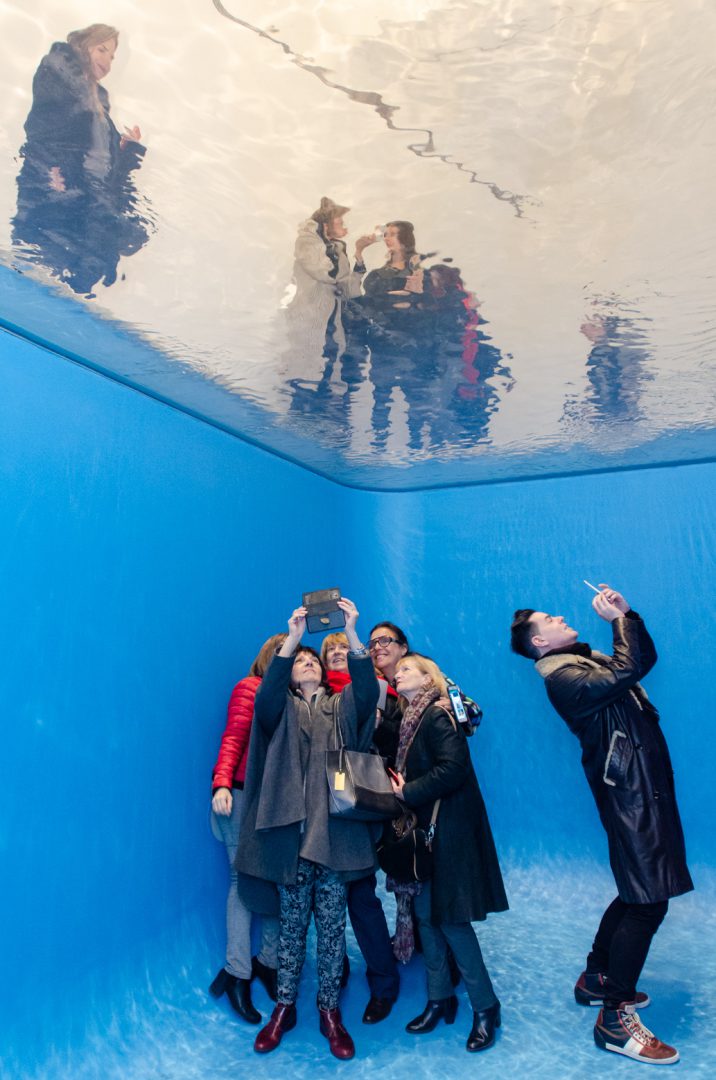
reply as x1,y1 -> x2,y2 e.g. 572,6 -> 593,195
236,599 -> 379,1060
284,197 -> 377,385
14,23 -> 150,295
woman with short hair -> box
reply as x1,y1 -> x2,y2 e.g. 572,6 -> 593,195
236,599 -> 378,1060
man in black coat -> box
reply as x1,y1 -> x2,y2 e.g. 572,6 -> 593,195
511,584 -> 692,1067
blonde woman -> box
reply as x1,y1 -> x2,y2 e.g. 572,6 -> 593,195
389,653 -> 508,1053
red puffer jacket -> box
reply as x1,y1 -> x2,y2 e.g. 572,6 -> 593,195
211,675 -> 261,790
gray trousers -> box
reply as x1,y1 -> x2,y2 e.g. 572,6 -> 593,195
212,791 -> 279,979
414,881 -> 497,1012
277,858 -> 346,1010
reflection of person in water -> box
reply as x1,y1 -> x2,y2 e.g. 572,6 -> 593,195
13,24 -> 150,296
580,311 -> 651,423
357,221 -> 426,331
285,198 -> 375,384
426,265 -> 514,446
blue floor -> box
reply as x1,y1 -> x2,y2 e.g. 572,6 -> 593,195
18,860 -> 715,1080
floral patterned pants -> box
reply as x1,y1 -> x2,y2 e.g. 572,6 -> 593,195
277,858 -> 346,1009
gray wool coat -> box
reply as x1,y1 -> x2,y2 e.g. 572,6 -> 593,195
235,652 -> 379,915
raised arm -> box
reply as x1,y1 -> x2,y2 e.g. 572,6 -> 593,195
336,597 -> 379,749
254,607 -> 306,735
547,615 -> 655,720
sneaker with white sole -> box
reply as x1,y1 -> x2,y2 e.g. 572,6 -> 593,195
594,1004 -> 679,1065
575,970 -> 650,1008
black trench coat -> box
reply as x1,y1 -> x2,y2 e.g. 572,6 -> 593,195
402,704 -> 508,925
536,612 -> 693,905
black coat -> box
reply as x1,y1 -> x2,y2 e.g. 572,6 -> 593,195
536,613 -> 693,904
402,704 -> 508,925
14,42 -> 149,293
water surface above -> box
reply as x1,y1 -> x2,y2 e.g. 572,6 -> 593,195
1,0 -> 714,487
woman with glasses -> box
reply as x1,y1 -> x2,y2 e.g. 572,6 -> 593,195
236,599 -> 378,1060
389,653 -> 508,1054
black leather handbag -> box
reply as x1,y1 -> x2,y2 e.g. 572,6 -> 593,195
376,800 -> 440,884
326,716 -> 402,822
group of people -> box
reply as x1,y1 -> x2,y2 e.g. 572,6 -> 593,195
285,197 -> 513,452
209,585 -> 691,1067
210,600 -> 506,1061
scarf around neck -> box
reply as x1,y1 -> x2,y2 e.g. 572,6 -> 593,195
395,684 -> 440,773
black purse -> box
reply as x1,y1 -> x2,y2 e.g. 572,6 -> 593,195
326,715 -> 402,822
376,800 -> 440,884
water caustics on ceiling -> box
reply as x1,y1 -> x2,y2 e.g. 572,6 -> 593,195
1,0 -> 715,489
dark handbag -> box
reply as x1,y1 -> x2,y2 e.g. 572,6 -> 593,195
326,715 -> 402,822
376,800 -> 440,884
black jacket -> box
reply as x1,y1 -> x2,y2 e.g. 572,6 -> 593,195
402,704 -> 508,925
536,613 -> 693,904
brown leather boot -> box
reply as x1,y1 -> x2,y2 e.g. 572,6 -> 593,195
254,1003 -> 297,1054
318,1006 -> 355,1060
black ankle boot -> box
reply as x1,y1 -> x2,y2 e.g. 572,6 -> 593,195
252,956 -> 278,1002
466,1001 -> 501,1052
406,995 -> 458,1034
209,968 -> 261,1024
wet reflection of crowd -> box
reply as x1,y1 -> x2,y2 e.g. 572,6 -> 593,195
286,199 -> 514,454
13,23 -> 151,297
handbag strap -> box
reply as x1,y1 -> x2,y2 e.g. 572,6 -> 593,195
422,706 -> 457,843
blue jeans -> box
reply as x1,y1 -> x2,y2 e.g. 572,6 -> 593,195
414,882 -> 497,1012
212,790 -> 279,979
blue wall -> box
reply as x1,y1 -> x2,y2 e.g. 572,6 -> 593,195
2,326 -> 714,1072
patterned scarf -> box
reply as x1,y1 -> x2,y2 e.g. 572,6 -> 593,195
395,684 -> 440,774
388,684 -> 441,963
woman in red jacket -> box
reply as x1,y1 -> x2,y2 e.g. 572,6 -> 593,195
209,633 -> 285,1023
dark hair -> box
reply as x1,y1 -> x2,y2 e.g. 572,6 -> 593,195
249,633 -> 287,678
385,220 -> 417,261
368,621 -> 409,649
291,645 -> 331,693
510,609 -> 539,659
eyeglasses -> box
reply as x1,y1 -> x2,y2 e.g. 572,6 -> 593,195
368,636 -> 399,651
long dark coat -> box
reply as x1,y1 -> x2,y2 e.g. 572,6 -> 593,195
536,612 -> 693,905
402,704 -> 508,925
13,42 -> 149,293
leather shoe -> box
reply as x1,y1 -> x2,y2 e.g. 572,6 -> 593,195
319,1006 -> 355,1059
466,1001 -> 501,1052
406,996 -> 458,1033
362,997 -> 394,1024
254,1003 -> 297,1053
209,968 -> 261,1024
251,956 -> 278,1001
